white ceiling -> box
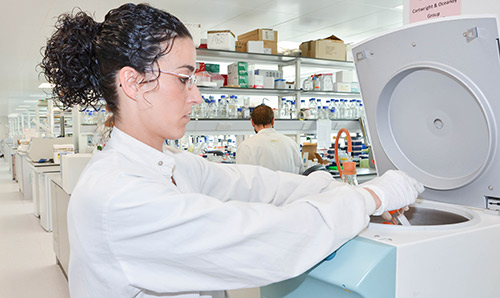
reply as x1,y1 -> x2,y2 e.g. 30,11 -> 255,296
1,0 -> 403,117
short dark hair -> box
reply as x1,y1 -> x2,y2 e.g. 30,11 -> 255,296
40,3 -> 191,118
251,104 -> 274,126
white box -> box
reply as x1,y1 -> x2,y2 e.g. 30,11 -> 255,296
53,144 -> 74,164
247,40 -> 265,53
251,75 -> 264,88
334,82 -> 352,92
207,30 -> 235,51
254,69 -> 282,79
60,154 -> 92,195
264,77 -> 275,89
336,70 -> 354,83
275,79 -> 286,89
346,44 -> 354,62
184,23 -> 201,48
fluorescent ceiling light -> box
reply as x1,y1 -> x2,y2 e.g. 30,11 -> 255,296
8,113 -> 19,118
392,5 -> 403,10
23,100 -> 39,103
38,82 -> 54,89
15,108 -> 28,111
18,105 -> 31,108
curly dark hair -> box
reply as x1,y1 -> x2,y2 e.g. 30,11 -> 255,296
39,3 -> 191,117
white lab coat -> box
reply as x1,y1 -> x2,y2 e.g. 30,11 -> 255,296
67,127 -> 377,298
236,128 -> 304,174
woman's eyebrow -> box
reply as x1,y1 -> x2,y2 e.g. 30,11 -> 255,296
176,64 -> 195,72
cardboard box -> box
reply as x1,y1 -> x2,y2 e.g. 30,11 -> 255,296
228,62 -> 249,88
235,40 -> 277,54
247,40 -> 264,54
228,62 -> 248,75
235,41 -> 246,52
207,30 -> 235,51
238,28 -> 278,54
239,28 -> 278,42
205,63 -> 220,73
228,73 -> 249,88
300,35 -> 346,61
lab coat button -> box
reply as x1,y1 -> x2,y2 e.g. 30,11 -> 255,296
158,161 -> 163,166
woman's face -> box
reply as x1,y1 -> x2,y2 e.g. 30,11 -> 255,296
137,37 -> 202,144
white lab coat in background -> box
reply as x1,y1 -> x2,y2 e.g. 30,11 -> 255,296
67,127 -> 376,298
236,128 -> 304,174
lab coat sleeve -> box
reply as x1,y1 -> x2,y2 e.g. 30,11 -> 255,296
173,150 -> 336,206
106,173 -> 376,293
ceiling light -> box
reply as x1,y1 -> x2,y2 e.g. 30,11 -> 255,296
8,113 -> 19,118
392,5 -> 403,10
38,82 -> 55,89
15,108 -> 28,111
23,100 -> 39,104
18,105 -> 31,108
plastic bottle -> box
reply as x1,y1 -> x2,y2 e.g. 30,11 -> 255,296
329,108 -> 336,120
298,99 -> 307,120
358,103 -> 365,118
218,96 -> 228,118
208,99 -> 217,118
341,161 -> 358,186
318,106 -> 327,119
313,75 -> 321,91
280,98 -> 288,119
308,98 -> 318,119
228,95 -> 238,119
290,100 -> 297,119
350,99 -> 358,119
338,99 -> 346,119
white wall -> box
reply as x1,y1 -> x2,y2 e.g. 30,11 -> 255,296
0,116 -> 8,140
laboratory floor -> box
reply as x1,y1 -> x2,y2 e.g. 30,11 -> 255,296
0,158 -> 69,298
0,158 -> 259,298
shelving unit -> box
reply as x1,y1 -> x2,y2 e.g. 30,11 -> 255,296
196,48 -> 361,102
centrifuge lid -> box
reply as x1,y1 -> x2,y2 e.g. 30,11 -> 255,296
353,16 -> 500,203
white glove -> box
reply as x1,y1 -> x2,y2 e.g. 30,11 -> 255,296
361,170 -> 424,215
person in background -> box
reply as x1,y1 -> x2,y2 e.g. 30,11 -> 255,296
236,104 -> 304,174
40,3 -> 424,298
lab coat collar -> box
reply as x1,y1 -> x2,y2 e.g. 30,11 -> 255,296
257,127 -> 277,135
105,127 -> 176,176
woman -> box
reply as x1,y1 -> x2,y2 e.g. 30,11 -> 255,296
40,3 -> 423,298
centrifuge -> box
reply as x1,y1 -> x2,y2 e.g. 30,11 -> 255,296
261,16 -> 500,298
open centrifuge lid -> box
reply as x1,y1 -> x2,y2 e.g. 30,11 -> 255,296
353,16 -> 500,208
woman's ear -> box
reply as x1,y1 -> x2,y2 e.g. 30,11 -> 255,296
118,67 -> 140,100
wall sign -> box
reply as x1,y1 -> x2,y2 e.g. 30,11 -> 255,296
409,0 -> 462,23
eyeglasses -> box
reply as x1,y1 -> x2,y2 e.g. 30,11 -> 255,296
153,69 -> 197,88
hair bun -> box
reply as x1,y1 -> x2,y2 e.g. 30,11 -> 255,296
40,9 -> 102,108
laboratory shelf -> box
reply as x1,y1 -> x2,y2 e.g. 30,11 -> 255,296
198,86 -> 361,98
185,119 -> 361,135
196,48 -> 355,70
197,86 -> 298,97
196,48 -> 297,65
